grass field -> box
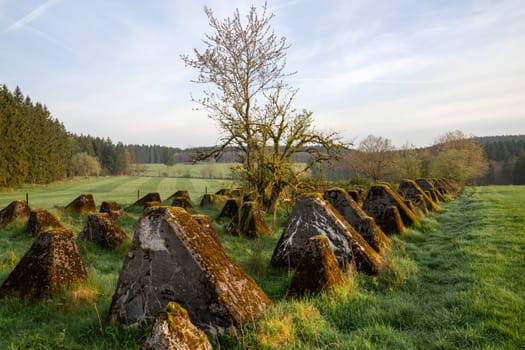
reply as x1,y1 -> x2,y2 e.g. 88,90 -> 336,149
131,162 -> 237,179
0,183 -> 524,349
0,176 -> 236,210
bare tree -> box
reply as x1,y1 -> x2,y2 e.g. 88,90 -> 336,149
353,135 -> 396,181
182,3 -> 345,211
390,142 -> 423,182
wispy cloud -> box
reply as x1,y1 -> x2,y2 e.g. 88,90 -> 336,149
5,0 -> 60,32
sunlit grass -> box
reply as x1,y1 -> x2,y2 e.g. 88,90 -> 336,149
0,184 -> 524,348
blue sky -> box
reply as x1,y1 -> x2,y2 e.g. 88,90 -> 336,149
1,0 -> 524,148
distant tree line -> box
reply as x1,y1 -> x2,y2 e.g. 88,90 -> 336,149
124,144 -> 313,165
0,85 -> 71,187
73,135 -> 129,175
314,132 -> 525,186
1,85 -> 524,187
0,85 -> 131,187
476,135 -> 525,185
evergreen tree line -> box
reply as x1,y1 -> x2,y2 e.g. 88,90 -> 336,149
73,135 -> 129,175
476,135 -> 525,185
124,144 -> 245,164
0,85 -> 71,187
0,85 -> 131,187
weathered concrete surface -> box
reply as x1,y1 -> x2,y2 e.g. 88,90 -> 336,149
0,228 -> 87,301
225,201 -> 271,238
131,193 -> 161,207
323,188 -> 390,253
215,188 -> 231,196
271,194 -> 383,274
362,184 -> 419,232
286,235 -> 346,298
416,179 -> 446,202
171,196 -> 193,210
192,214 -> 221,245
218,198 -> 240,219
199,194 -> 216,208
65,194 -> 96,214
100,200 -> 125,217
397,179 -> 440,212
142,302 -> 212,350
381,206 -> 406,235
26,209 -> 64,236
107,206 -> 272,331
0,200 -> 30,228
166,190 -> 190,202
78,213 -> 128,249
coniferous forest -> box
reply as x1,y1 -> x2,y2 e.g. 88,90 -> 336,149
0,85 -> 71,187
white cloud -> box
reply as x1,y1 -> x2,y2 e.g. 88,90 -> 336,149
5,0 -> 61,32
1,0 -> 524,148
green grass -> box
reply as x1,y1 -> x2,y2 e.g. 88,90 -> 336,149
0,176 -> 235,210
132,162 -> 238,178
0,184 -> 524,349
224,186 -> 525,349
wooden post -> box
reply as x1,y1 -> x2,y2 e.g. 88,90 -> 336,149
137,190 -> 140,200
26,193 -> 29,206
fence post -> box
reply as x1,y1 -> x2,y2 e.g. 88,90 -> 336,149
26,193 -> 29,206
137,190 -> 140,200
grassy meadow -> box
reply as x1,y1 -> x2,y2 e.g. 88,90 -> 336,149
131,162 -> 237,179
0,175 -> 236,211
0,182 -> 524,349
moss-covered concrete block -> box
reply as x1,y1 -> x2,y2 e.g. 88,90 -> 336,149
107,206 -> 272,331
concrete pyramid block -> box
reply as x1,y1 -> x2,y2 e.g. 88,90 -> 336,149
26,209 -> 64,236
166,190 -> 190,202
100,200 -> 125,217
65,194 -> 96,214
0,200 -> 30,228
362,184 -> 419,231
397,179 -> 440,212
225,201 -> 271,238
0,228 -> 87,301
78,213 -> 128,249
416,179 -> 446,202
271,194 -> 383,275
131,193 -> 161,207
142,302 -> 212,350
323,188 -> 390,253
218,198 -> 240,219
199,194 -> 216,208
286,235 -> 346,298
107,206 -> 272,331
381,206 -> 406,235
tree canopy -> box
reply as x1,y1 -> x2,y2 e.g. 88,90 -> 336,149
182,3 -> 345,210
429,130 -> 488,184
0,85 -> 71,187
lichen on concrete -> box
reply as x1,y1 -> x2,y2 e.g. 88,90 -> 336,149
0,228 -> 88,301
107,206 -> 272,332
271,194 -> 383,275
